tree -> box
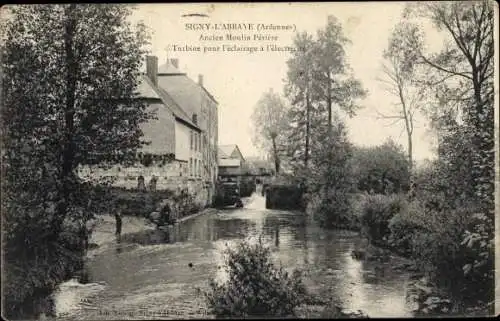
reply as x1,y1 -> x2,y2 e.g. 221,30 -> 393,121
284,32 -> 318,170
377,22 -> 427,174
251,89 -> 289,175
399,1 -> 495,309
315,15 -> 367,133
403,0 -> 495,216
284,17 -> 366,173
1,4 -> 150,317
308,115 -> 354,228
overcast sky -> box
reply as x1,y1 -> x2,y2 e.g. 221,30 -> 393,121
130,2 -> 442,162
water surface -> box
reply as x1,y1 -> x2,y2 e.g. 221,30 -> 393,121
55,194 -> 414,319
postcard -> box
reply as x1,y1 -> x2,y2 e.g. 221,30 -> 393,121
1,2 -> 498,319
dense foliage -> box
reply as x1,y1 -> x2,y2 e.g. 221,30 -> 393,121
1,4 -> 150,318
205,237 -> 307,318
305,120 -> 356,228
351,140 -> 410,194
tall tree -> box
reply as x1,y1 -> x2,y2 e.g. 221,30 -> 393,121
315,15 -> 367,133
400,2 -> 495,308
403,0 -> 495,216
1,4 -> 150,317
377,22 -> 427,175
251,89 -> 289,175
284,32 -> 318,169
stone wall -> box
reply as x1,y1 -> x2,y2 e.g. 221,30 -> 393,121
77,161 -> 211,207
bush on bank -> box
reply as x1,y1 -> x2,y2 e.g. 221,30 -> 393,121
350,140 -> 411,195
359,193 -> 405,245
357,191 -> 494,314
205,237 -> 307,318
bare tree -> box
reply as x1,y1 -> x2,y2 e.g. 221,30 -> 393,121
376,22 -> 427,173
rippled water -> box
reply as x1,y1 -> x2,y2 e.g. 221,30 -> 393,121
55,193 -> 414,319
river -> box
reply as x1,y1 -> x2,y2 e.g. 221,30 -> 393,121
53,193 -> 415,319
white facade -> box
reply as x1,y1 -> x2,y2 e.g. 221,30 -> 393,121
175,121 -> 190,162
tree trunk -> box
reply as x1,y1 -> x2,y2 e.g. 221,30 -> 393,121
54,4 -> 78,236
407,127 -> 414,199
398,83 -> 413,198
305,87 -> 310,168
327,79 -> 332,134
471,67 -> 494,216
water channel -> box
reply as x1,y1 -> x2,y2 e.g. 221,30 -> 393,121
54,193 -> 415,319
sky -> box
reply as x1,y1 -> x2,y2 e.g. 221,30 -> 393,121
130,2 -> 443,162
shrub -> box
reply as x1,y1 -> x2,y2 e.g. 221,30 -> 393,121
350,139 -> 410,194
457,213 -> 494,307
388,200 -> 432,256
359,193 -> 405,245
205,237 -> 307,318
315,188 -> 353,229
388,196 -> 493,312
408,207 -> 494,305
2,178 -> 101,319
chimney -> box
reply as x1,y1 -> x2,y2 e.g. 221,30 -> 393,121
146,55 -> 158,86
170,58 -> 179,69
198,74 -> 204,86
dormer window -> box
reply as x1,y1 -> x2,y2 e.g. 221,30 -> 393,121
192,113 -> 198,125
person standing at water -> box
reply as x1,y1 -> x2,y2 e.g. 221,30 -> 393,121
115,203 -> 123,242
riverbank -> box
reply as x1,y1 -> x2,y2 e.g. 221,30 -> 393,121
88,207 -> 218,252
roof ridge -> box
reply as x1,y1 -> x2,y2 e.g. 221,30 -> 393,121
159,73 -> 218,105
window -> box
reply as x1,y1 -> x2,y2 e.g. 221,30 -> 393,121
189,158 -> 193,176
195,132 -> 198,152
190,131 -> 193,150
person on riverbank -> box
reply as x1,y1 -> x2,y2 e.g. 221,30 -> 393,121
115,203 -> 124,243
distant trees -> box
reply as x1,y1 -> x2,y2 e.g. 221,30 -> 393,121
351,139 -> 411,195
250,89 -> 289,174
1,4 -> 150,318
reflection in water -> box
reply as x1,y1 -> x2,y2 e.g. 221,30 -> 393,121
55,194 -> 414,319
